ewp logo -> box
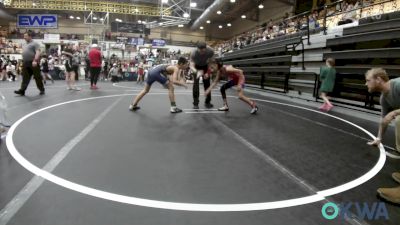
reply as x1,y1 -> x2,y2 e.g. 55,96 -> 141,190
17,14 -> 58,28
322,202 -> 389,221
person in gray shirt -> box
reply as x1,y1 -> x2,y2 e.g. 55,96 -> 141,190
14,31 -> 44,96
190,42 -> 214,109
365,68 -> 400,204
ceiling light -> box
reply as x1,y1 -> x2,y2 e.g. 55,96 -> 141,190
93,17 -> 98,20
183,13 -> 189,18
76,17 -> 81,20
138,20 -> 142,23
217,10 -> 222,15
206,20 -> 210,24
258,4 -> 264,9
200,26 -> 204,30
178,24 -> 184,27
162,0 -> 168,3
32,2 -> 36,6
227,23 -> 231,27
69,15 -> 74,19
159,22 -> 164,25
230,0 -> 235,2
241,15 -> 246,19
100,18 -> 104,21
135,9 -> 139,12
142,21 -> 146,24
190,2 -> 197,7
218,25 -> 222,29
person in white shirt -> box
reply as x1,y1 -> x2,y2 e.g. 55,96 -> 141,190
0,56 -> 9,82
108,64 -> 120,83
6,62 -> 16,82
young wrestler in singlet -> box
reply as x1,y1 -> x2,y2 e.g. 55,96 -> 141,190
129,57 -> 188,113
205,59 -> 258,114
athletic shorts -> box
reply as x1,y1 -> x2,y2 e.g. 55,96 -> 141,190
65,60 -> 73,72
146,71 -> 169,86
225,79 -> 245,89
138,68 -> 144,76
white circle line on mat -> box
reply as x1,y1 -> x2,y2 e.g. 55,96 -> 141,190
6,93 -> 386,212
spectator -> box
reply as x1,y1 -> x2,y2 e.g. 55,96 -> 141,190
338,1 -> 358,25
72,50 -> 81,81
84,51 -> 90,80
365,68 -> 400,204
6,62 -> 16,82
88,44 -> 102,89
300,17 -> 308,30
108,63 -> 119,83
318,58 -> 336,111
40,56 -> 54,84
62,44 -> 80,90
309,14 -> 320,29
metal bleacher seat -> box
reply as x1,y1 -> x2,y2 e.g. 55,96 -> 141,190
342,17 -> 400,35
335,65 -> 400,76
224,35 -> 301,59
387,10 -> 400,19
326,28 -> 400,46
322,8 -> 400,107
239,66 -> 290,73
222,45 -> 287,61
324,47 -> 400,59
224,55 -> 292,66
221,31 -> 300,92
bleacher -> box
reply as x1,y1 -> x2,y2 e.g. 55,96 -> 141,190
222,36 -> 299,92
220,1 -> 400,111
324,10 -> 400,108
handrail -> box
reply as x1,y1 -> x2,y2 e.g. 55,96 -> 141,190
324,0 -> 345,9
287,10 -> 311,20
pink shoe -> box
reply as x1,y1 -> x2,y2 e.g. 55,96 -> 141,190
319,103 -> 327,111
93,85 -> 99,89
325,104 -> 333,112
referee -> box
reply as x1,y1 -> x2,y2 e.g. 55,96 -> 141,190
190,42 -> 214,109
